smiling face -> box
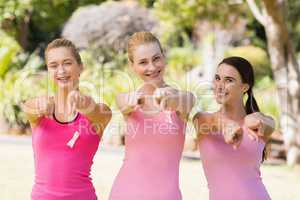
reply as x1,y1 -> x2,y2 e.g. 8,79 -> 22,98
130,42 -> 166,84
46,47 -> 83,89
213,63 -> 249,105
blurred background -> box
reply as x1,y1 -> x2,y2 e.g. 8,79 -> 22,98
0,0 -> 299,199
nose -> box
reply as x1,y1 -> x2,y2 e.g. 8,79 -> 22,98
214,81 -> 225,92
147,62 -> 156,72
57,64 -> 66,74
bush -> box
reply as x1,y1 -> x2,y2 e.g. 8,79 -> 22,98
0,30 -> 21,78
225,45 -> 272,79
253,76 -> 279,125
166,44 -> 201,78
0,52 -> 45,131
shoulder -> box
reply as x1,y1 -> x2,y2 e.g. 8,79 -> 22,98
98,102 -> 111,112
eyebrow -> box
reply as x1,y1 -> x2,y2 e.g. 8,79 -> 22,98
138,58 -> 147,62
224,76 -> 236,80
215,74 -> 236,80
48,61 -> 57,65
48,58 -> 73,65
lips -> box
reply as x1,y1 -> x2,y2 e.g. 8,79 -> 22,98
145,70 -> 161,78
56,76 -> 71,83
216,91 -> 229,97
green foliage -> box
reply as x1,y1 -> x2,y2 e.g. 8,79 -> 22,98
80,50 -> 139,108
0,51 -> 44,128
254,76 -> 279,124
0,0 -> 104,51
0,30 -> 21,77
139,0 -> 156,8
152,0 -> 246,47
166,44 -> 201,78
287,0 -> 300,51
225,45 -> 272,79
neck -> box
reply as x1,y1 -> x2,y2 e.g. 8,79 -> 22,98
141,79 -> 166,95
219,100 -> 246,122
55,86 -> 78,115
147,79 -> 166,88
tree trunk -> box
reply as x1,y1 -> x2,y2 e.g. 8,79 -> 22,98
248,0 -> 300,165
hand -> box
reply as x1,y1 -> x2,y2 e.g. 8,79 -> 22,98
68,90 -> 95,113
244,112 -> 274,141
222,119 -> 243,149
36,96 -> 55,118
128,91 -> 145,110
153,87 -> 178,111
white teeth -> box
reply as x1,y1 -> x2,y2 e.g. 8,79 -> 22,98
57,77 -> 70,80
145,71 -> 160,77
217,92 -> 227,96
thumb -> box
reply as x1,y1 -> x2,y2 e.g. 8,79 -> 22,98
247,127 -> 258,141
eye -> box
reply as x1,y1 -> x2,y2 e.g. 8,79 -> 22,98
64,61 -> 72,65
139,60 -> 147,65
215,75 -> 220,81
48,64 -> 57,69
225,78 -> 233,83
153,56 -> 160,61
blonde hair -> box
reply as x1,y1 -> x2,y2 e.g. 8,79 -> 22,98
45,38 -> 82,65
127,31 -> 163,63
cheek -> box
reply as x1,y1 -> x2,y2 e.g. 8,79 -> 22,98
157,60 -> 166,69
134,66 -> 146,75
226,84 -> 244,96
212,81 -> 218,89
48,70 -> 56,79
69,66 -> 81,77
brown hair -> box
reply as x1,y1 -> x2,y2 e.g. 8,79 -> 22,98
219,56 -> 268,162
127,31 -> 163,63
45,38 -> 82,65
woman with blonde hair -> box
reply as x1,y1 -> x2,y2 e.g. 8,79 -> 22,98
23,38 -> 112,200
109,31 -> 195,200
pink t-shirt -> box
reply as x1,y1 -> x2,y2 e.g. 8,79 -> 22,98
31,113 -> 100,200
109,108 -> 186,200
199,125 -> 271,200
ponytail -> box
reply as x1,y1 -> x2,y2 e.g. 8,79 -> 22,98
245,89 -> 260,114
246,89 -> 267,162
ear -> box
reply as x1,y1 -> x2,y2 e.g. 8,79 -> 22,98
128,58 -> 134,68
78,64 -> 84,75
162,48 -> 166,57
242,83 -> 250,93
128,59 -> 137,73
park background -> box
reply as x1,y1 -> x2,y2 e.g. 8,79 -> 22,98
0,0 -> 299,199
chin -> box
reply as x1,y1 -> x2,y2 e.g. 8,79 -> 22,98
144,77 -> 162,84
215,97 -> 229,105
56,81 -> 74,89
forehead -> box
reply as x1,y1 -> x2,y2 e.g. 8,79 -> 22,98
216,63 -> 241,79
46,47 -> 75,63
133,42 -> 162,60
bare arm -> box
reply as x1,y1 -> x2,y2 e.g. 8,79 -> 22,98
193,112 -> 217,140
167,91 -> 196,121
155,87 -> 195,122
116,92 -> 143,119
68,91 -> 112,136
22,96 -> 54,128
193,112 -> 243,149
244,112 -> 275,142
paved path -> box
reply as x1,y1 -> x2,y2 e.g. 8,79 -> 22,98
0,135 -> 299,200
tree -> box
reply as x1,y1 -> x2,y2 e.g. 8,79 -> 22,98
0,0 -> 103,51
246,0 -> 300,165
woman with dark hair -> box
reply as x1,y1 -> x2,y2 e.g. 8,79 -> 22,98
193,56 -> 275,200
